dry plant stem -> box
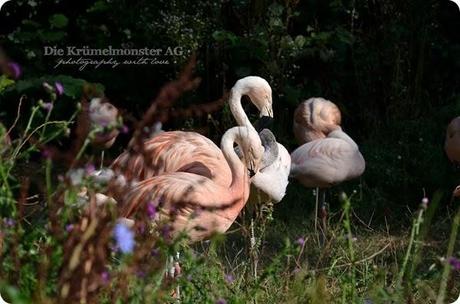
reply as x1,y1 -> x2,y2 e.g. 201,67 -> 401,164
11,120 -> 68,162
314,187 -> 319,235
40,99 -> 55,138
314,242 -> 392,272
436,201 -> 460,304
10,105 -> 41,160
6,95 -> 25,138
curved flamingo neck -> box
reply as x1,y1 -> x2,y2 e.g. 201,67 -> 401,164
228,85 -> 257,134
221,127 -> 249,189
329,127 -> 359,149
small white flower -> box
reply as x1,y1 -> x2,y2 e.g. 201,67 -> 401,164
67,168 -> 85,186
91,168 -> 115,185
89,98 -> 118,128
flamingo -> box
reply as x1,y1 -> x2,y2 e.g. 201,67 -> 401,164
111,76 -> 272,185
445,117 -> 460,167
119,126 -> 265,242
290,99 -> 365,234
239,129 -> 291,203
111,76 -> 290,203
293,97 -> 342,144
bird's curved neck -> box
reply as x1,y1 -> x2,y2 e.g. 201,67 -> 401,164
228,87 -> 257,134
221,127 -> 249,189
330,128 -> 359,149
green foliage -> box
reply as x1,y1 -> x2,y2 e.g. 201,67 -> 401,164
0,75 -> 15,93
48,14 -> 68,29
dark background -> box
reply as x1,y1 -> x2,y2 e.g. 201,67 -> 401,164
1,0 -> 460,227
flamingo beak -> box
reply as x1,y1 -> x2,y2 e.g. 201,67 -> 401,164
247,160 -> 259,178
260,105 -> 273,118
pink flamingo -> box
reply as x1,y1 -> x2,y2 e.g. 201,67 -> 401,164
111,76 -> 272,186
290,99 -> 365,233
293,97 -> 342,144
244,129 -> 291,203
120,126 -> 264,242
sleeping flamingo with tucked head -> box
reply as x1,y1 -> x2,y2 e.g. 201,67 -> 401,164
290,98 -> 365,233
120,126 -> 264,242
293,97 -> 342,144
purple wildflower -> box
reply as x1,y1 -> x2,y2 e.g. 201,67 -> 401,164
160,224 -> 172,240
224,274 -> 234,284
113,222 -> 135,254
216,298 -> 227,304
137,222 -> 146,235
3,218 -> 15,227
121,125 -> 129,134
101,271 -> 110,284
42,102 -> 53,112
136,270 -> 146,278
54,82 -> 64,96
7,62 -> 21,79
146,201 -> 157,219
151,248 -> 159,257
65,224 -> 74,232
186,274 -> 193,281
449,257 -> 460,271
85,163 -> 96,175
296,237 -> 305,246
41,148 -> 52,159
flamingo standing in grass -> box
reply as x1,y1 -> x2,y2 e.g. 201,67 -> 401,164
445,117 -> 460,166
290,98 -> 365,233
120,126 -> 265,242
111,76 -> 290,203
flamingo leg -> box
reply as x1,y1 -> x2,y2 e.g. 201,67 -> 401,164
319,189 -> 327,242
314,187 -> 319,234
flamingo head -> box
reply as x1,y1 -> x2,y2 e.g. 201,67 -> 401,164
237,76 -> 273,118
235,127 -> 265,178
